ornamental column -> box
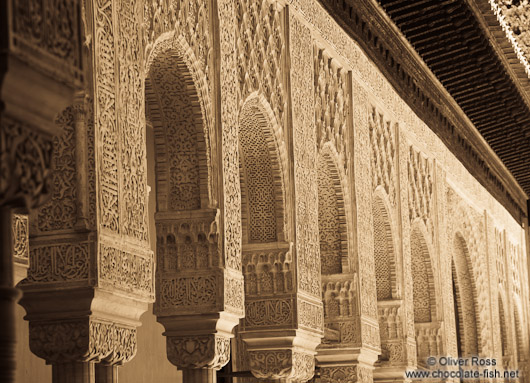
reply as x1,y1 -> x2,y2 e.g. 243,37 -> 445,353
144,0 -> 246,380
1,0 -> 79,380
18,0 -> 155,381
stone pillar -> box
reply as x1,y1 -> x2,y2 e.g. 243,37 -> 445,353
154,211 -> 243,381
145,0 -> 246,378
227,5 -> 325,382
17,0 -> 154,380
1,0 -> 79,380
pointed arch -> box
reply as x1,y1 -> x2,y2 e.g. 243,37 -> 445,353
410,223 -> 437,323
514,304 -> 525,365
452,233 -> 480,356
318,150 -> 349,275
498,293 -> 510,364
145,34 -> 212,212
238,93 -> 288,244
372,191 -> 398,301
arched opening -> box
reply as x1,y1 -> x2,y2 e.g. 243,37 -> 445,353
410,228 -> 436,323
318,154 -> 348,276
146,46 -> 216,275
452,234 -> 480,356
317,152 -> 355,347
372,196 -> 400,365
410,226 -> 439,363
514,307 -> 525,367
498,294 -> 510,368
373,197 -> 397,301
236,96 -> 290,378
238,98 -> 286,246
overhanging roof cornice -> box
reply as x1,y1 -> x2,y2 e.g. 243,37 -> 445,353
318,0 -> 529,224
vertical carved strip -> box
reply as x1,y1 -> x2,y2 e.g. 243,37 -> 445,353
94,0 -> 119,233
290,11 -> 321,300
218,0 -> 242,273
397,129 -> 416,366
351,80 -> 379,348
117,0 -> 148,243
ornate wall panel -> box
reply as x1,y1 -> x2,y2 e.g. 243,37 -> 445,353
351,80 -> 379,350
236,0 -> 286,130
447,188 -> 493,356
370,108 -> 397,208
0,117 -> 54,208
37,107 -> 78,231
10,0 -> 84,85
290,11 -> 321,300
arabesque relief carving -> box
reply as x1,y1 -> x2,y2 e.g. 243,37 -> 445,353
5,1 -> 530,383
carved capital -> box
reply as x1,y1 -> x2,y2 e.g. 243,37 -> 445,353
321,365 -> 373,383
28,319 -> 136,365
249,350 -> 315,381
166,334 -> 230,370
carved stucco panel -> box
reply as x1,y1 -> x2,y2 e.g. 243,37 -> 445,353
218,0 -> 243,273
28,319 -> 137,364
352,80 -> 379,341
236,0 -> 286,131
399,131 -> 418,362
447,188 -> 493,355
289,10 -> 321,299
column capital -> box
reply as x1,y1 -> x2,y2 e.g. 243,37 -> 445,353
167,334 -> 230,370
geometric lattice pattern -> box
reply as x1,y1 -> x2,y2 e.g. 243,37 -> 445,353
239,105 -> 278,243
318,156 -> 343,275
410,230 -> 433,323
373,200 -> 394,300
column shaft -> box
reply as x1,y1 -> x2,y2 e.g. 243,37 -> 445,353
0,207 -> 20,383
52,362 -> 96,383
95,364 -> 118,383
182,368 -> 217,383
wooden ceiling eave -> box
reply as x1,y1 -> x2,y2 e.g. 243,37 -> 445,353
317,0 -> 528,223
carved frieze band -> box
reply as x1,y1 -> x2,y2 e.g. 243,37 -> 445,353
159,274 -> 218,310
29,319 -> 136,364
26,241 -> 92,284
99,243 -> 154,298
320,365 -> 373,383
